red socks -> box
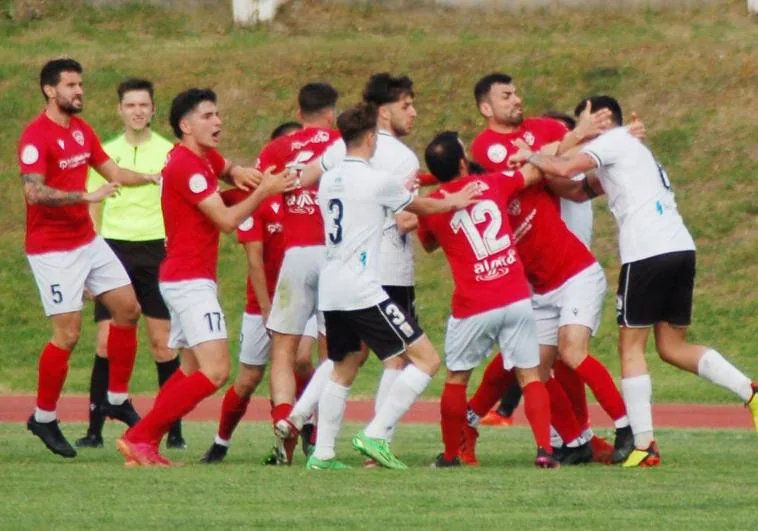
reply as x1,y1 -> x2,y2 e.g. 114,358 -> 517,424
522,381 -> 552,450
154,368 -> 187,408
545,377 -> 583,444
107,323 -> 137,393
554,360 -> 589,430
36,343 -> 71,411
128,371 -> 216,444
271,403 -> 293,426
575,354 -> 627,422
468,353 -> 515,417
218,386 -> 251,441
440,382 -> 467,461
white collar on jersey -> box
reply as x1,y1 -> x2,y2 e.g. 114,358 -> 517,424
343,156 -> 370,165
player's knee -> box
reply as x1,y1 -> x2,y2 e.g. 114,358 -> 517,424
55,327 -> 81,351
558,349 -> 585,369
235,369 -> 263,397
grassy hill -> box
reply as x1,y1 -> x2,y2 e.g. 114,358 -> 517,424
0,0 -> 756,402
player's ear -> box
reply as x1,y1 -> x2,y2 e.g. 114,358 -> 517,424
479,100 -> 493,119
43,84 -> 56,101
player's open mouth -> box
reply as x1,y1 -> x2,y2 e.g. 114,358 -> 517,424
211,130 -> 220,140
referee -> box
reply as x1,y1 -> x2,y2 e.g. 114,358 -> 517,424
75,78 -> 185,449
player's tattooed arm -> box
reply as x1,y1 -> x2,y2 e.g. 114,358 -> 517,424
94,159 -> 158,186
22,173 -> 119,206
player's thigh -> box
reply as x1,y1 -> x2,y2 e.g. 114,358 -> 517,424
531,290 -> 560,349
159,279 -> 227,351
443,310 -> 499,372
323,311 -> 363,386
498,299 -> 540,371
660,251 -> 696,327
352,299 -> 426,364
97,284 -> 140,325
26,246 -> 91,316
557,262 -> 606,339
616,256 -> 667,328
239,312 -> 272,367
267,247 -> 322,335
85,237 -> 134,308
191,339 -> 231,385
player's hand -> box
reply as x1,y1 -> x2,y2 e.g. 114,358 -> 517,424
231,166 -> 263,191
405,171 -> 420,193
446,182 -> 481,210
507,139 -> 534,168
626,112 -> 646,140
574,100 -> 613,141
143,173 -> 161,185
85,182 -> 121,203
259,166 -> 296,195
82,288 -> 94,301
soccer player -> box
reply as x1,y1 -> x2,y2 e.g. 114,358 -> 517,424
417,132 -> 557,468
261,83 -> 341,464
305,103 -> 479,470
74,78 -> 185,450
509,95 -> 758,466
19,59 -> 162,458
280,73 -> 422,463
465,73 -> 632,465
116,88 -> 292,466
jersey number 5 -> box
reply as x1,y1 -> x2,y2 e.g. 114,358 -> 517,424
450,199 -> 510,260
328,198 -> 344,244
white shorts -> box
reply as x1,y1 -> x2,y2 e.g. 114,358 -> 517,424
267,246 -> 325,335
239,312 -> 321,366
27,236 -> 131,316
531,262 -> 607,347
444,299 -> 539,372
302,314 -> 324,339
159,279 -> 227,349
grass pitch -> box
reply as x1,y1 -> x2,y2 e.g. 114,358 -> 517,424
0,422 -> 755,529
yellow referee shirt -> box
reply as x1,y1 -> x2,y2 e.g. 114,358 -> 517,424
87,131 -> 173,241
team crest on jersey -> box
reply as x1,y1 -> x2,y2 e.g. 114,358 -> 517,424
508,199 -> 521,216
57,139 -> 65,150
238,217 -> 254,231
72,130 -> 85,146
487,143 -> 507,164
287,189 -> 317,215
21,144 -> 39,165
472,180 -> 491,194
522,131 -> 535,146
189,173 -> 208,194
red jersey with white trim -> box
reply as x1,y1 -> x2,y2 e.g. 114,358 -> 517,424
417,172 -> 530,318
18,112 -> 110,254
255,127 -> 340,250
225,191 -> 285,315
471,118 -> 596,294
159,144 -> 225,282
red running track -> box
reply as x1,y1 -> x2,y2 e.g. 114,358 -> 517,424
0,395 -> 753,429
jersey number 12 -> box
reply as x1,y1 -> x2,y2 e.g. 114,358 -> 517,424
450,199 -> 510,260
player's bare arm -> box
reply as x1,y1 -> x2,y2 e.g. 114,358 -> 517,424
94,159 -> 159,186
406,182 -> 480,216
198,167 -> 294,233
221,160 -> 263,192
396,212 -> 418,235
22,172 -> 119,206
298,159 -> 323,188
546,172 -> 604,202
244,241 -> 272,322
556,101 -> 612,155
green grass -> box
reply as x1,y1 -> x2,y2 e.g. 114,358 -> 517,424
0,422 -> 755,529
0,1 -> 756,401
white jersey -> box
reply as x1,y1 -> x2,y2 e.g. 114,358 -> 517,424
318,157 -> 413,311
320,130 -> 419,286
582,127 -> 695,264
560,173 -> 593,248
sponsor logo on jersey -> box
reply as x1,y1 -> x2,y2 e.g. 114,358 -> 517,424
487,143 -> 507,164
266,222 -> 283,235
21,144 -> 39,165
72,130 -> 85,146
189,173 -> 209,193
58,152 -> 90,170
291,130 -> 332,151
473,248 -> 517,281
512,208 -> 537,244
286,189 -> 317,215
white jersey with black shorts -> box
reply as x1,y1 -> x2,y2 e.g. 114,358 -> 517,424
318,156 -> 423,362
582,127 -> 696,327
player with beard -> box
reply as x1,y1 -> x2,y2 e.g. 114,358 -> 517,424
18,59 -> 165,458
464,73 -> 633,465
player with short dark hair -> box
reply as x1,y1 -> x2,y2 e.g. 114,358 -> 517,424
305,103 -> 479,470
75,78 -> 185,450
508,94 -> 758,466
116,88 -> 292,467
19,58 -> 164,459
418,131 -> 557,468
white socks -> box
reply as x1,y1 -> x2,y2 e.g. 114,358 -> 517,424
107,391 -> 128,405
374,368 -> 402,442
364,365 -> 431,439
622,374 -> 654,449
291,359 -> 335,425
214,435 -> 230,447
697,349 -> 753,402
550,426 -> 563,448
313,379 -> 350,461
34,408 -> 56,423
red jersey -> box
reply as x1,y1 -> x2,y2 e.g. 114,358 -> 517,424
160,144 -> 225,282
18,112 -> 110,254
227,192 -> 285,315
417,173 -> 530,318
471,118 -> 595,294
255,127 -> 340,250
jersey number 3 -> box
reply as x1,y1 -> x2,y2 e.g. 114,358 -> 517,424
328,198 -> 344,244
450,199 -> 510,260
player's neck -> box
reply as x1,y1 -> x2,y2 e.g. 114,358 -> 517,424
181,137 -> 209,157
45,104 -> 72,128
302,118 -> 331,130
124,127 -> 152,147
345,146 -> 371,162
487,120 -> 520,135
